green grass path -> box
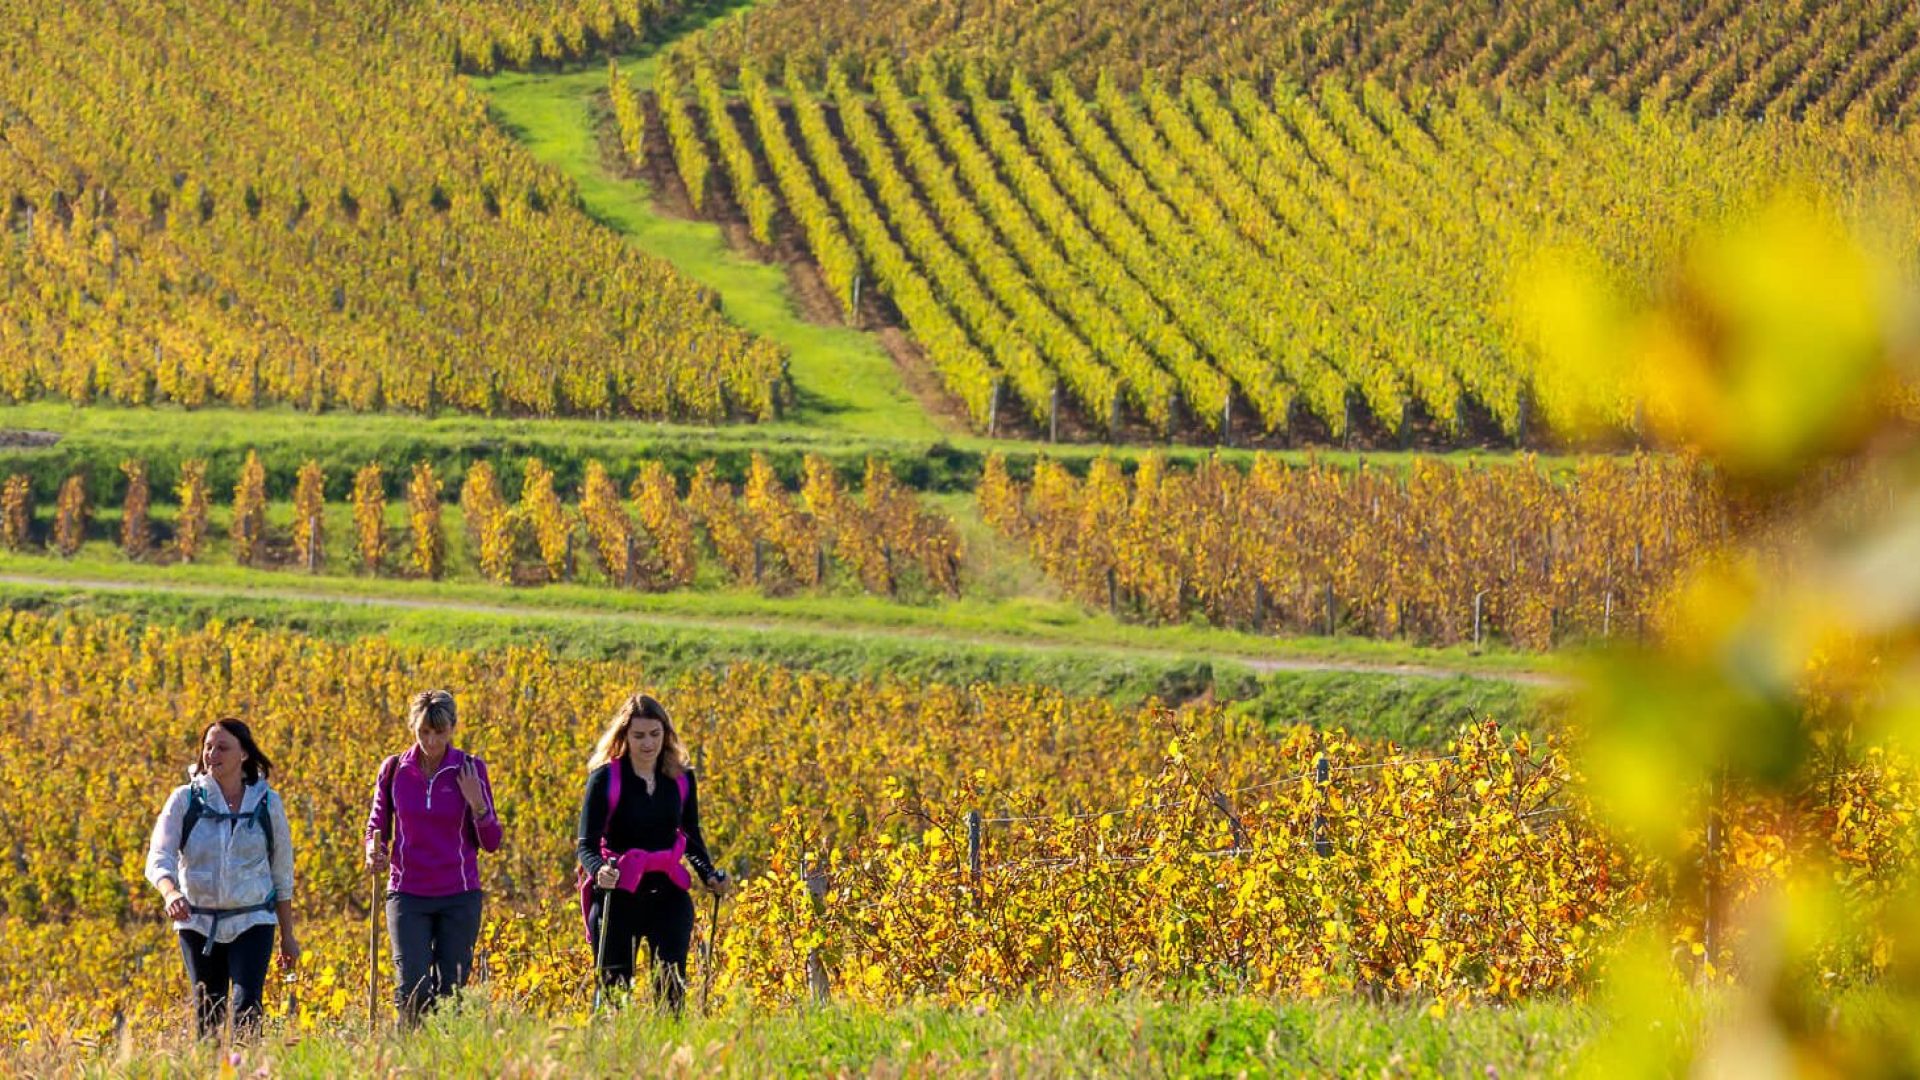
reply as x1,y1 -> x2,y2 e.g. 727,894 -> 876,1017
474,9 -> 943,443
0,560 -> 1562,685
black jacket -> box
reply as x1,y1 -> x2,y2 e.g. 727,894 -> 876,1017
575,757 -> 717,888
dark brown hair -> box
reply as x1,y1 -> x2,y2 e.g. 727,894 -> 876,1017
193,718 -> 273,784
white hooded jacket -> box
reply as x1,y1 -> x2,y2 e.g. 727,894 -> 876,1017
145,773 -> 295,943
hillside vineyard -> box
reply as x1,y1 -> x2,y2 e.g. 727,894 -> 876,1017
692,0 -> 1920,123
0,0 -> 784,419
636,57 -> 1920,442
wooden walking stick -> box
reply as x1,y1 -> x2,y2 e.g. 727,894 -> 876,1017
366,871 -> 379,1031
369,757 -> 396,1032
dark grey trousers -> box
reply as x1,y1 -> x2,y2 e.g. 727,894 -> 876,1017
386,889 -> 483,1024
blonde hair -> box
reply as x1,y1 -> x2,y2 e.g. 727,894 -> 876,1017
588,693 -> 687,777
409,689 -> 457,733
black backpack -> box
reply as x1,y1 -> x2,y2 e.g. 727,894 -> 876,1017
179,782 -> 277,865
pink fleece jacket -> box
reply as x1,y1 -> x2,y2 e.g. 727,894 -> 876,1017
363,746 -> 503,897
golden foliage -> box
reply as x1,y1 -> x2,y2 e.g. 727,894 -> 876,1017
229,450 -> 268,567
0,613 -> 1906,1042
0,0 -> 783,422
52,474 -> 87,557
408,461 -> 446,581
462,460 -> 517,586
630,462 -> 697,588
0,475 -> 28,551
578,460 -> 636,586
350,463 -> 386,574
984,451 -> 1726,649
119,460 -> 150,559
292,461 -> 327,572
171,460 -> 209,563
519,458 -> 573,584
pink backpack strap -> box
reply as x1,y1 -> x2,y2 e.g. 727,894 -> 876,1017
579,760 -> 632,940
598,761 -> 624,860
675,772 -> 690,852
597,764 -> 683,856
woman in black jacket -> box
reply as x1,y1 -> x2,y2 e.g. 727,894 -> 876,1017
577,693 -> 729,1012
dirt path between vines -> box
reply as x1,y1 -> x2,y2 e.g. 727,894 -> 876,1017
0,572 -> 1567,687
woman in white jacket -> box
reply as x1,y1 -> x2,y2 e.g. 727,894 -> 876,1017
145,718 -> 300,1039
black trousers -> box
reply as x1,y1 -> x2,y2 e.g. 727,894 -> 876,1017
177,924 -> 275,1040
589,885 -> 695,1012
387,889 -> 484,1025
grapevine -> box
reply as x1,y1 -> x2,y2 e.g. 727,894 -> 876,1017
0,475 -> 29,551
172,460 -> 209,563
229,450 -> 268,567
351,463 -> 386,574
292,461 -> 327,572
408,461 -> 446,581
52,474 -> 87,558
119,460 -> 151,560
0,612 -> 1905,1041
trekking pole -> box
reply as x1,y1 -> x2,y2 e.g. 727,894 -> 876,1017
366,871 -> 379,1031
591,886 -> 614,1015
699,890 -> 723,1016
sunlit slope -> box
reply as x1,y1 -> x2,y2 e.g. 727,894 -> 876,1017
0,0 -> 784,420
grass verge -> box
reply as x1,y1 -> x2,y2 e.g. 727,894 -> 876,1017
16,992 -> 1612,1077
19,986 -> 1912,1078
0,580 -> 1544,747
0,544 -> 1562,680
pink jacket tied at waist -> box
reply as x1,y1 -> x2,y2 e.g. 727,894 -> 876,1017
604,833 -> 691,892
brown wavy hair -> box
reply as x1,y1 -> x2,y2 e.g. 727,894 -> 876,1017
192,718 -> 274,785
587,693 -> 688,778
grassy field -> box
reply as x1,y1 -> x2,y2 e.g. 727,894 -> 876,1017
18,986 -> 1912,1078
11,993 -> 1613,1077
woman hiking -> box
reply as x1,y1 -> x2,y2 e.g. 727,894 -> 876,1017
145,718 -> 300,1040
363,689 -> 502,1026
577,693 -> 729,1013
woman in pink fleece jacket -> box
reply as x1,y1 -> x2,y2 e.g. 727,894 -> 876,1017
363,689 -> 502,1025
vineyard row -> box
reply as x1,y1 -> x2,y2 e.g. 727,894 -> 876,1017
625,57 -> 1920,445
691,0 -> 1920,127
979,451 -> 1731,651
0,451 -> 960,598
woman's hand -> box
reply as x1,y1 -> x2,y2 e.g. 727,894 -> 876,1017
594,862 -> 621,890
703,872 -> 733,898
162,889 -> 190,922
365,845 -> 389,874
278,931 -> 301,970
456,757 -> 487,814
